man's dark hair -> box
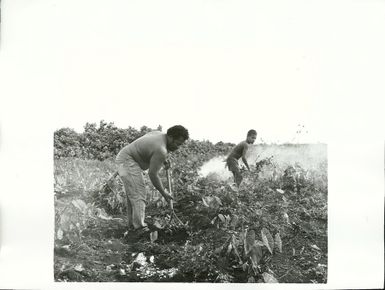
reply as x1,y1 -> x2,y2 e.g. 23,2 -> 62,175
167,125 -> 189,140
247,129 -> 257,136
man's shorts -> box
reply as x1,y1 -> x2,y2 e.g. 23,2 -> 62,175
226,157 -> 240,174
117,155 -> 147,204
227,157 -> 243,184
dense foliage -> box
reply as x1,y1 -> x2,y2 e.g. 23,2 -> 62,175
54,120 -> 234,160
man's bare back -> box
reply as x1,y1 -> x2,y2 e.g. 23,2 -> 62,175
228,141 -> 248,160
116,131 -> 167,170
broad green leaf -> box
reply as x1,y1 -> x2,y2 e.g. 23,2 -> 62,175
231,235 -> 242,263
226,242 -> 233,254
275,233 -> 282,253
202,197 -> 210,207
248,277 -> 255,283
95,208 -> 112,220
245,230 -> 255,255
242,262 -> 248,271
262,272 -> 278,283
74,264 -> 84,272
310,244 -> 321,251
119,269 -> 126,275
230,215 -> 239,228
71,199 -> 87,212
150,231 -> 158,243
202,196 -> 222,209
249,245 -> 263,269
255,240 -> 264,247
283,212 -> 290,224
213,196 -> 223,206
261,228 -> 274,254
218,214 -> 226,223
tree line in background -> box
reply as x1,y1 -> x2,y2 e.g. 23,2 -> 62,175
54,120 -> 234,160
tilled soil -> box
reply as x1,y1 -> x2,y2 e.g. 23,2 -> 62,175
54,203 -> 327,283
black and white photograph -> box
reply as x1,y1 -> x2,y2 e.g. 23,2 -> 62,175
0,0 -> 384,289
54,123 -> 327,282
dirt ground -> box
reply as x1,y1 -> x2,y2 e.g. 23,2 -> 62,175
54,190 -> 327,283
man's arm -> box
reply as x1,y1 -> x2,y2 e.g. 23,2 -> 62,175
241,142 -> 250,170
148,150 -> 173,202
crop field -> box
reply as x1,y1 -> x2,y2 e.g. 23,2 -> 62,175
54,142 -> 327,283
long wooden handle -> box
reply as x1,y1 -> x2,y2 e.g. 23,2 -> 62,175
166,169 -> 172,194
166,169 -> 174,210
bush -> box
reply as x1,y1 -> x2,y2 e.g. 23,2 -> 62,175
54,121 -> 234,161
54,121 -> 162,160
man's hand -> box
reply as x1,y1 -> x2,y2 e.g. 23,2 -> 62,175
163,191 -> 174,203
163,160 -> 171,170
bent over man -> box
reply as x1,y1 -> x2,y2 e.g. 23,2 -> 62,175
226,129 -> 257,187
116,125 -> 189,234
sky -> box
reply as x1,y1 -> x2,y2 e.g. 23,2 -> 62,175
1,0 -> 384,144
0,1 -> 384,289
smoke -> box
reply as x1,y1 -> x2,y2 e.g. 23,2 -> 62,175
198,156 -> 232,181
247,144 -> 327,170
198,144 -> 327,181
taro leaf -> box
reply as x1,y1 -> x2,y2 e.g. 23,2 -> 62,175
262,272 -> 279,283
230,215 -> 239,229
283,212 -> 290,224
231,235 -> 243,264
202,196 -> 222,209
119,269 -> 126,275
240,229 -> 248,254
71,199 -> 87,212
95,208 -> 112,220
150,231 -> 158,243
255,240 -> 265,247
202,197 -> 210,207
226,242 -> 233,254
74,264 -> 85,272
242,262 -> 248,271
310,244 -> 321,251
213,196 -> 223,206
245,230 -> 256,255
231,234 -> 238,247
249,245 -> 263,269
248,277 -> 255,283
218,214 -> 226,223
261,228 -> 274,254
275,233 -> 282,253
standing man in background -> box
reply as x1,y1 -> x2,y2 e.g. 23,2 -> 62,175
116,125 -> 189,235
226,129 -> 257,187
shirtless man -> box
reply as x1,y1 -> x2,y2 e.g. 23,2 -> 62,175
116,125 -> 189,233
226,129 -> 257,187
